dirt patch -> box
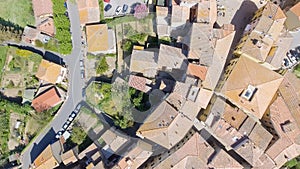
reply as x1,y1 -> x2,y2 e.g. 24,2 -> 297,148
8,113 -> 25,151
2,73 -> 23,88
76,108 -> 102,133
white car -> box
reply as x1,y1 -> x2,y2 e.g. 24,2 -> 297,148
115,6 -> 122,15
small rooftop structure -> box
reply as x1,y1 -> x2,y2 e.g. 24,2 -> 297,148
187,63 -> 207,81
37,17 -> 55,36
116,141 -> 153,169
156,6 -> 170,37
22,88 -> 36,104
221,56 -> 283,120
264,31 -> 293,69
158,44 -> 188,70
77,0 -> 100,25
128,75 -> 152,93
86,24 -> 116,53
171,5 -> 190,28
129,50 -> 158,78
35,59 -> 67,84
61,148 -> 78,166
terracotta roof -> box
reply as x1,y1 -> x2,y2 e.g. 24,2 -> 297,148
222,105 -> 247,130
195,0 -> 217,25
61,149 -> 78,165
237,2 -> 286,62
32,0 -> 53,18
22,26 -> 40,43
77,0 -> 100,25
33,145 -> 59,169
279,72 -> 300,128
117,141 -> 153,169
284,2 -> 300,30
202,26 -> 235,90
249,123 -> 273,151
171,5 -> 190,27
35,59 -> 64,84
128,75 -> 152,93
154,132 -> 243,169
31,87 -> 62,113
130,50 -> 158,78
289,2 -> 300,17
86,24 -> 109,52
184,23 -> 214,62
222,56 -> 283,119
166,82 -> 190,110
78,143 -> 98,160
137,100 -> 197,149
37,18 -> 55,36
187,63 -> 207,80
266,96 -> 300,163
265,31 -> 293,69
197,88 -> 213,109
157,44 -> 188,70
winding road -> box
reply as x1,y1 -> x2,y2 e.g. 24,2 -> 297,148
21,1 -> 85,168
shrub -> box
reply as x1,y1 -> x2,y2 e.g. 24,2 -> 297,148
34,40 -> 44,47
96,57 -> 109,75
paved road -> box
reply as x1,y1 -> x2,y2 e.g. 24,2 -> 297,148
21,1 -> 85,168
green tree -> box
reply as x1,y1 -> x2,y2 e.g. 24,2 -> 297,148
70,125 -> 87,145
96,57 -> 109,75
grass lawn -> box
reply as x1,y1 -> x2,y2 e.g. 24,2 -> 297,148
0,46 -> 8,83
294,64 -> 300,78
0,0 -> 35,27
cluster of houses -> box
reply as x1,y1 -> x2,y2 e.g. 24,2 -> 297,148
29,0 -> 300,169
23,59 -> 67,113
22,0 -> 55,44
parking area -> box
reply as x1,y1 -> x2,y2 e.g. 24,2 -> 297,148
103,0 -> 146,18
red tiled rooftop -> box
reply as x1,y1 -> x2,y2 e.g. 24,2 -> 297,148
128,75 -> 152,93
187,63 -> 207,81
32,0 -> 53,18
32,87 -> 61,113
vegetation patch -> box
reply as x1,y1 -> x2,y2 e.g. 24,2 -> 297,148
86,82 -> 134,129
0,0 -> 34,27
0,46 -> 8,83
96,57 -> 109,75
52,0 -> 72,54
284,156 -> 300,169
294,64 -> 300,78
0,18 -> 23,43
98,0 -> 104,21
129,87 -> 150,111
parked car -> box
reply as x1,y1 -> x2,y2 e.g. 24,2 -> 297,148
123,4 -> 129,13
80,59 -> 84,68
55,130 -> 63,139
75,104 -> 82,113
104,4 -> 112,12
62,122 -> 69,130
64,1 -> 67,9
104,0 -> 110,2
81,70 -> 85,79
115,6 -> 122,15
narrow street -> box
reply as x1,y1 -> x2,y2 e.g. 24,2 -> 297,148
20,1 -> 85,168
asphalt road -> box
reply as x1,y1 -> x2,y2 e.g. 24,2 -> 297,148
21,1 -> 85,168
